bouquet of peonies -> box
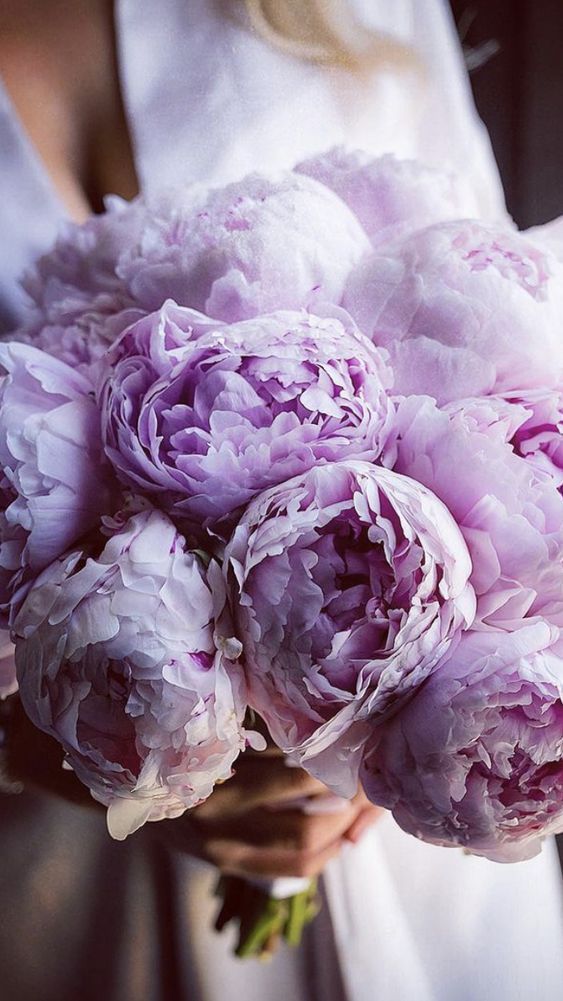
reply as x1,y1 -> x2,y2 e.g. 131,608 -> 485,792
2,147 -> 563,956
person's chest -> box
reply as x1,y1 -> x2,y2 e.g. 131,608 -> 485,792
0,0 -> 421,332
0,0 -> 138,222
0,0 -> 419,224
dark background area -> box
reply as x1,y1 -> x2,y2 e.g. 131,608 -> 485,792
449,0 -> 563,228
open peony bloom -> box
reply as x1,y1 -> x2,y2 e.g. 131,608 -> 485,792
343,220 -> 563,404
0,341 -> 114,627
361,623 -> 563,862
14,506 -> 250,839
383,395 -> 563,631
17,194 -> 156,370
296,148 -> 475,247
17,171 -> 369,372
115,171 -> 370,323
445,389 -> 563,494
499,389 -> 563,492
224,460 -> 475,797
99,305 -> 393,534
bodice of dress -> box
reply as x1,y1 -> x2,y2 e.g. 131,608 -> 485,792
0,0 -> 505,333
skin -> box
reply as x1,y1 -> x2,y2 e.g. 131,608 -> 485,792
0,0 -> 139,220
7,696 -> 380,878
0,0 -> 381,878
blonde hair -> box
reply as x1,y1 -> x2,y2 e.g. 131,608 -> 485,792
244,0 -> 416,72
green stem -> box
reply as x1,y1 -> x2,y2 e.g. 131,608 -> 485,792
214,875 -> 321,960
235,898 -> 289,959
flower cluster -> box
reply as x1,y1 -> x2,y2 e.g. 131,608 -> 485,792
99,305 -> 393,533
4,147 -> 563,861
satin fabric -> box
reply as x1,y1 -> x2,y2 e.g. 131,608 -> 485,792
1,3 -> 562,1000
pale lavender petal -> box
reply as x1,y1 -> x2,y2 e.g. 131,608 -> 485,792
296,148 -> 476,247
0,342 -> 115,626
384,395 -> 563,631
116,172 -> 370,322
344,220 -> 563,404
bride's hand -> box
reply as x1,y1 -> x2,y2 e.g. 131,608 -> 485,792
160,746 -> 382,879
5,699 -> 382,878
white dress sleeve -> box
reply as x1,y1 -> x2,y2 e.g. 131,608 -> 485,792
115,0 -> 507,223
408,0 -> 508,219
349,0 -> 508,220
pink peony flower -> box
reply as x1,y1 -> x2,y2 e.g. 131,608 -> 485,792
18,194 -> 155,369
296,148 -> 474,247
361,623 -> 563,861
14,506 -> 250,839
500,389 -> 563,491
115,172 -> 370,323
99,305 -> 393,534
0,341 -> 114,626
16,170 -> 369,374
445,389 -> 563,493
343,220 -> 563,404
224,460 -> 475,796
383,395 -> 563,631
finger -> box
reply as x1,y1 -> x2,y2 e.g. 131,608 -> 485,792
205,834 -> 345,880
195,801 -> 360,855
240,741 -> 284,759
214,876 -> 254,932
236,755 -> 331,802
343,804 -> 383,844
193,758 -> 330,818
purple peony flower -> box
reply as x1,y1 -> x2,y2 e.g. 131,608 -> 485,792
445,389 -> 563,493
296,148 -> 475,247
501,389 -> 563,491
16,171 -> 369,374
224,460 -> 475,797
99,305 -> 394,534
343,220 -> 563,404
115,172 -> 370,323
18,195 -> 155,370
361,623 -> 563,861
383,395 -> 563,630
0,342 -> 114,627
14,506 -> 251,839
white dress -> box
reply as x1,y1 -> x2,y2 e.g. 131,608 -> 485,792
1,3 -> 562,1000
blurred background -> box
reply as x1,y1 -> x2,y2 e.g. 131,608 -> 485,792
450,0 -> 563,228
